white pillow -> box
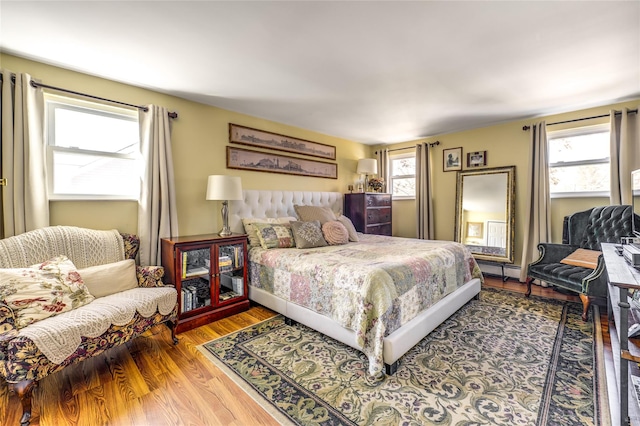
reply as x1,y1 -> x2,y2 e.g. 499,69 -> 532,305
78,259 -> 139,298
337,214 -> 359,242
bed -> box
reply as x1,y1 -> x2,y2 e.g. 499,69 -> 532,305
229,190 -> 483,376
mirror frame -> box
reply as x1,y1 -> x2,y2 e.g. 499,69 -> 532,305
454,166 -> 516,263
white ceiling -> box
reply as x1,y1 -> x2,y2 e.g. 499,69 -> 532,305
1,1 -> 639,145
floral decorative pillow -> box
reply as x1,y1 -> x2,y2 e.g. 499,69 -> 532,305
253,223 -> 296,249
290,220 -> 328,249
0,255 -> 95,329
242,217 -> 297,247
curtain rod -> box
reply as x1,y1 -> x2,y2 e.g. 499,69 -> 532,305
375,140 -> 439,155
1,73 -> 178,119
522,109 -> 637,131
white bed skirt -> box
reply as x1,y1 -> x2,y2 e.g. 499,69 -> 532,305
249,277 -> 482,370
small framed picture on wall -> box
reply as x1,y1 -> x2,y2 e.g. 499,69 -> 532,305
467,151 -> 487,168
466,222 -> 483,238
443,147 -> 462,172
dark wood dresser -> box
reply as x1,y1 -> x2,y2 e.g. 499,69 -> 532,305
344,192 -> 392,236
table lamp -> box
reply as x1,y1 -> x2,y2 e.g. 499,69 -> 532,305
206,175 -> 243,236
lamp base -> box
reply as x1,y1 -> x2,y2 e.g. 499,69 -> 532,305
219,200 -> 233,237
218,227 -> 233,237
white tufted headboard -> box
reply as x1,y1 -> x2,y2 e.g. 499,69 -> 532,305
229,190 -> 343,234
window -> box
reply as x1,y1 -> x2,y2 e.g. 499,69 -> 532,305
45,94 -> 141,200
390,154 -> 416,199
548,124 -> 610,197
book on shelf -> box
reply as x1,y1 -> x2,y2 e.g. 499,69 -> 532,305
181,287 -> 193,312
220,246 -> 244,269
184,285 -> 197,311
232,276 -> 244,296
185,266 -> 208,277
219,291 -> 237,301
228,246 -> 243,268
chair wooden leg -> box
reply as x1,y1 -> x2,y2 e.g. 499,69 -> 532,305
12,379 -> 36,426
166,320 -> 179,345
525,277 -> 533,297
579,294 -> 591,322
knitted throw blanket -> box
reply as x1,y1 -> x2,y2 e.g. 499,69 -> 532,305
19,287 -> 177,364
0,226 -> 172,364
0,226 -> 124,269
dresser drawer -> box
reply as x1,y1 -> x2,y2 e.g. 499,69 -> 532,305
366,207 -> 391,224
366,223 -> 392,236
366,194 -> 392,207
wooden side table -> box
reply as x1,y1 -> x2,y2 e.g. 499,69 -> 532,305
161,233 -> 250,333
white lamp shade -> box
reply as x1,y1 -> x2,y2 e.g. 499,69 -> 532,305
357,158 -> 378,175
206,175 -> 243,200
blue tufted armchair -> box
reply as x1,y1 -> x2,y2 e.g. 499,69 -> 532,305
525,205 -> 638,321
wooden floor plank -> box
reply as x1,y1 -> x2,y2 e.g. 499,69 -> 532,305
2,277 -> 607,425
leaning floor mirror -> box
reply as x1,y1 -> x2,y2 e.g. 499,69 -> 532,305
454,166 -> 516,263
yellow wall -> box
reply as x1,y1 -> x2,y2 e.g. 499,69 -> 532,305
1,54 -> 370,236
382,98 -> 640,267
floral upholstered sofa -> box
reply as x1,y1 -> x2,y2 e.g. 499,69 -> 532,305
0,226 -> 179,425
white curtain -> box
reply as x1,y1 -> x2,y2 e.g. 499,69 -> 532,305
376,148 -> 389,193
416,142 -> 434,239
0,70 -> 48,238
610,108 -> 640,205
519,122 -> 551,282
137,105 -> 178,266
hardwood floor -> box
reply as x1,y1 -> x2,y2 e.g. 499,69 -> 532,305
1,277 -> 608,425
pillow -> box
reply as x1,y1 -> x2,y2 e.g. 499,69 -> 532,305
253,223 -> 296,249
294,205 -> 337,224
322,221 -> 349,245
78,259 -> 139,298
560,248 -> 602,269
337,214 -> 359,242
242,217 -> 297,247
290,220 -> 328,249
0,255 -> 95,329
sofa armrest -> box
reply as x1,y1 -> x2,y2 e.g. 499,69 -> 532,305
0,303 -> 18,352
136,265 -> 165,288
582,255 -> 608,297
534,243 -> 580,264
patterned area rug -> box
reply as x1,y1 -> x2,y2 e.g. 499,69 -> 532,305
198,289 -> 610,426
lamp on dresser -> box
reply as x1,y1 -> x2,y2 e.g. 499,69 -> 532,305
357,158 -> 378,192
206,175 -> 243,236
